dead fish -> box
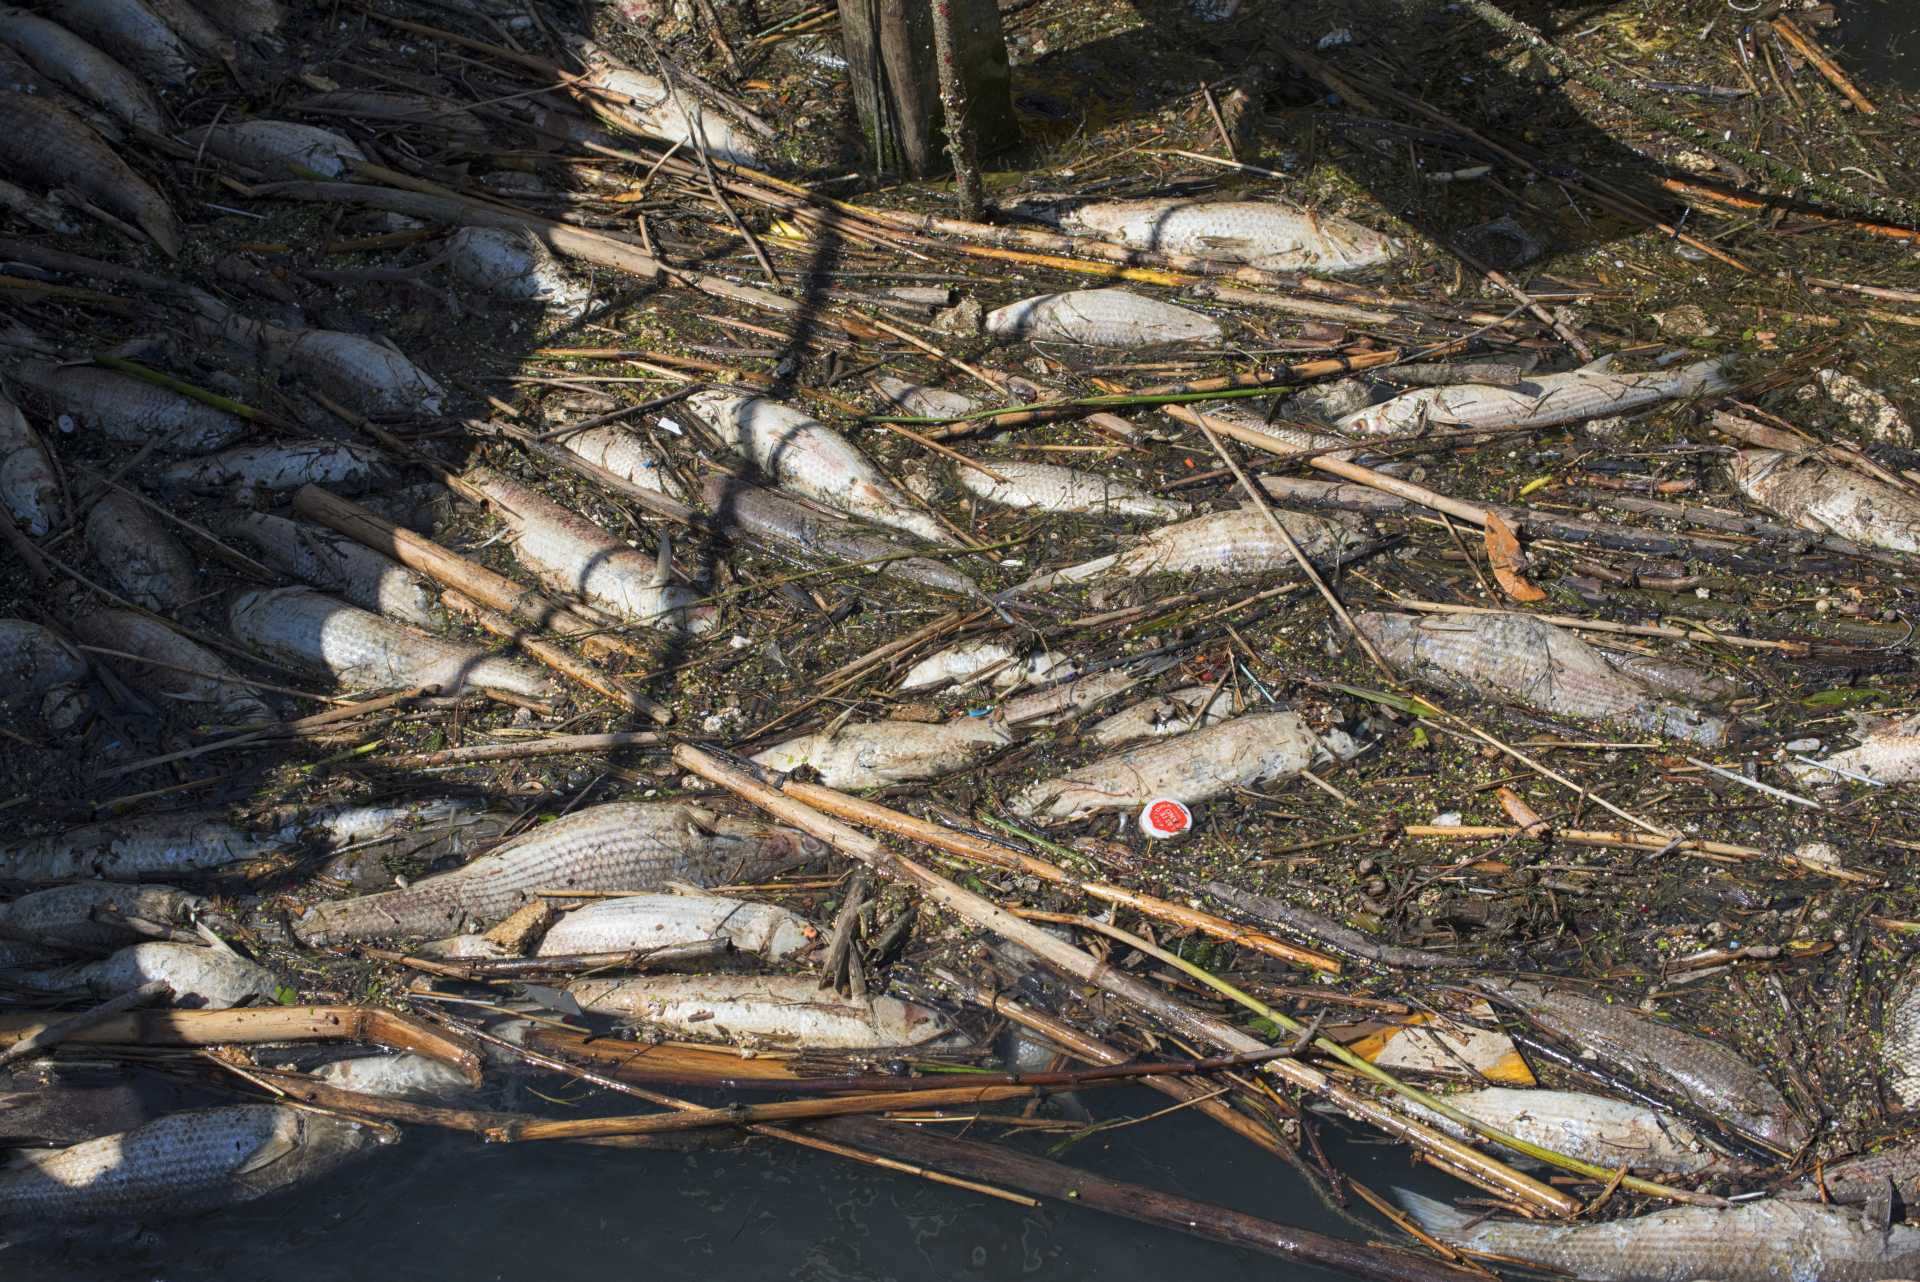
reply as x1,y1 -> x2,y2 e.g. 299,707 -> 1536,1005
137,0 -> 236,65
1355,612 -> 1732,748
72,608 -> 272,725
443,226 -> 589,310
985,288 -> 1223,348
1729,449 -> 1920,555
182,120 -> 364,179
565,974 -> 959,1051
192,300 -> 444,418
1044,507 -> 1365,585
229,587 -> 551,701
311,1053 -> 472,1102
287,798 -> 491,849
1031,198 -> 1400,274
1395,1189 -> 1920,1282
9,941 -> 276,1008
0,811 -> 286,882
1336,355 -> 1731,437
1598,649 -> 1738,703
1787,713 -> 1920,787
577,47 -> 760,166
0,1068 -> 167,1149
0,40 -> 125,140
0,175 -> 85,234
754,718 -> 1013,788
223,513 -> 441,629
1176,401 -> 1355,457
1085,684 -> 1235,747
1396,1087 -> 1717,1175
872,376 -> 978,420
899,641 -> 1076,693
48,0 -> 200,84
0,618 -> 89,730
464,468 -> 711,635
155,440 -> 396,501
699,475 -> 977,597
7,360 -> 243,452
293,802 -> 820,944
84,491 -> 195,611
1883,963 -> 1920,1111
199,0 -> 281,38
0,940 -> 62,967
1013,710 -> 1362,822
538,893 -> 817,962
0,391 -> 60,535
0,8 -> 165,131
1478,977 -> 1805,1151
0,1105 -> 376,1222
686,391 -> 957,546
0,93 -> 179,255
553,423 -> 685,500
295,90 -> 484,139
1814,368 -> 1912,446
953,459 -> 1190,520
989,665 -> 1145,728
0,881 -> 207,950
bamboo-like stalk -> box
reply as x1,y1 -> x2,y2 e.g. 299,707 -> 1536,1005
673,745 -> 1584,1217
782,779 -> 1341,973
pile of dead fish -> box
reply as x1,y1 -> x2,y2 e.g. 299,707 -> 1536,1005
2,2 -> 1920,1278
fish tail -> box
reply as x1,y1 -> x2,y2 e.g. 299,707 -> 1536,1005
1392,1188 -> 1472,1238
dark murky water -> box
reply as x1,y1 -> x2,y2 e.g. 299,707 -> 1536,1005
1828,0 -> 1920,91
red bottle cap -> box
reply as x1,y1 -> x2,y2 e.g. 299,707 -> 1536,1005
1140,798 -> 1192,839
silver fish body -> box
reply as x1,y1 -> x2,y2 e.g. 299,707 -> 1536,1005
1085,684 -> 1235,746
0,7 -> 165,131
137,0 -> 235,63
0,392 -> 60,535
72,608 -> 271,725
953,459 -> 1190,520
1013,710 -> 1361,821
1788,713 -> 1920,787
10,940 -> 276,1008
565,974 -> 959,1050
1396,1087 -> 1717,1175
228,587 -> 551,700
444,226 -> 588,309
538,893 -> 817,962
1053,199 -> 1400,274
224,513 -> 441,629
0,175 -> 86,234
0,1105 -> 376,1222
1355,612 -> 1731,748
872,376 -> 977,420
156,440 -> 396,500
84,491 -> 196,611
0,881 -> 207,950
1336,357 -> 1731,437
898,641 -> 1075,693
753,718 -> 1013,788
0,618 -> 86,715
311,1053 -> 473,1101
1885,963 -> 1920,1111
989,665 -> 1144,728
0,811 -> 284,882
0,40 -> 124,140
48,0 -> 199,84
1479,978 -> 1805,1151
293,802 -> 820,944
700,475 -> 976,597
8,360 -> 243,452
1179,401 -> 1355,457
465,468 -> 710,635
1729,449 -> 1920,555
687,392 -> 957,546
199,0 -> 281,38
985,288 -> 1222,348
1397,1190 -> 1920,1282
0,93 -> 179,254
0,940 -> 63,967
196,306 -> 444,417
1054,506 -> 1363,583
279,798 -> 491,849
582,58 -> 760,166
556,423 -> 685,499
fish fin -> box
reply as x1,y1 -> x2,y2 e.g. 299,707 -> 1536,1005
1578,353 -> 1618,373
1392,1188 -> 1472,1237
234,1129 -> 301,1177
654,530 -> 673,587
1865,1176 -> 1897,1233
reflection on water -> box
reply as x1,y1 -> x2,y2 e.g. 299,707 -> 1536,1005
3,1086 -> 1454,1281
1827,0 -> 1920,92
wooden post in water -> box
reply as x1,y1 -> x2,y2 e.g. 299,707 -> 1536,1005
837,0 -> 1017,178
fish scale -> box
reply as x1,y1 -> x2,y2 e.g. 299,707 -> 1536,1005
1395,1087 -> 1717,1175
0,811 -> 283,882
75,609 -> 271,725
984,288 -> 1222,348
293,802 -> 820,943
1731,449 -> 1920,555
0,93 -> 180,255
537,894 -> 816,961
0,1105 -> 375,1222
229,586 -> 552,700
1884,965 -> 1920,1110
565,974 -> 959,1050
1,392 -> 62,535
0,882 -> 207,950
158,441 -> 397,501
9,941 -> 278,1008
582,54 -> 760,166
50,0 -> 200,84
554,424 -> 685,498
0,7 -> 167,132
0,619 -> 86,713
1356,611 -> 1731,748
700,476 -> 977,597
1788,713 -> 1920,786
445,227 -> 588,309
753,718 -> 1013,789
223,513 -> 441,629
84,492 -> 196,611
1055,199 -> 1401,274
687,392 -> 957,547
1399,1191 -> 1920,1282
1478,978 -> 1806,1151
1072,507 -> 1363,582
7,362 -> 244,452
953,460 -> 1190,520
1336,357 -> 1731,436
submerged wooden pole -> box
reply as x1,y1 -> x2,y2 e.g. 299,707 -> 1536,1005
837,0 -> 1016,177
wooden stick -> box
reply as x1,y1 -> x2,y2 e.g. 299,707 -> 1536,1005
1402,824 -> 1872,882
782,780 -> 1341,974
1771,17 -> 1876,114
0,1005 -> 483,1081
0,981 -> 172,1069
439,591 -> 666,720
673,745 -> 1582,1217
369,728 -> 668,770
